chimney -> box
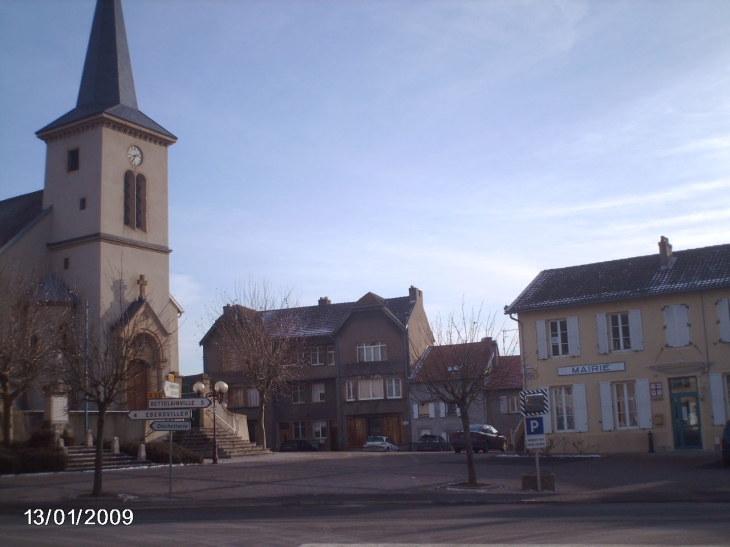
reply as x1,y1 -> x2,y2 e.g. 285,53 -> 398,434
658,236 -> 674,269
318,297 -> 331,306
408,285 -> 422,302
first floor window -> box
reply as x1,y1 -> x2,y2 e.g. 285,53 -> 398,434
327,345 -> 336,365
613,382 -> 638,428
226,388 -> 245,407
446,403 -> 458,416
418,403 -> 430,418
312,383 -> 325,402
549,320 -> 569,356
357,341 -> 387,362
358,379 -> 384,400
311,346 -> 325,365
292,384 -> 305,404
345,380 -> 355,401
610,312 -> 631,351
386,378 -> 402,399
313,420 -> 327,439
552,386 -> 575,432
247,388 -> 260,408
293,421 -> 306,439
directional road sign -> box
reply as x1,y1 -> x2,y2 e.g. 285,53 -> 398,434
150,421 -> 192,432
148,397 -> 212,409
128,409 -> 192,420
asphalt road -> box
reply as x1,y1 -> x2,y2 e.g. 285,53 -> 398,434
2,502 -> 729,546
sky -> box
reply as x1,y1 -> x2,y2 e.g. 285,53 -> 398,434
1,0 -> 729,376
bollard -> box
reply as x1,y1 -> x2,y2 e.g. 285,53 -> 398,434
112,437 -> 120,454
137,443 -> 146,461
85,429 -> 94,447
648,430 -> 655,453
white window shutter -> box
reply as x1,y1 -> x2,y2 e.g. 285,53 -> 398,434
628,309 -> 644,351
567,316 -> 581,356
539,386 -> 552,434
665,305 -> 690,347
412,404 -> 419,420
536,320 -> 548,360
500,396 -> 508,413
635,379 -> 652,429
595,313 -> 609,355
439,402 -> 446,418
709,373 -> 727,426
599,382 -> 614,431
573,383 -> 588,432
456,406 -> 461,417
718,299 -> 730,343
428,403 -> 435,418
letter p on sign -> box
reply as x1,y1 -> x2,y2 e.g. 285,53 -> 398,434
527,417 -> 544,435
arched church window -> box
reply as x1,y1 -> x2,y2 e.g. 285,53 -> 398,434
123,171 -> 147,232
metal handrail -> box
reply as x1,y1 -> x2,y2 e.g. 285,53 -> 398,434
206,407 -> 238,434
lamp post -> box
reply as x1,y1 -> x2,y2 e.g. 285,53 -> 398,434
192,380 -> 228,464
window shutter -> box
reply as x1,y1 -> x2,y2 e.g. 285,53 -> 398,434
536,320 -> 548,360
718,299 -> 730,343
599,382 -> 614,431
635,379 -> 652,429
595,313 -> 609,355
500,396 -> 508,413
428,403 -> 435,418
439,402 -> 446,418
709,373 -> 727,426
567,316 -> 581,356
628,309 -> 644,351
456,406 -> 461,417
573,383 -> 588,432
412,404 -> 419,420
539,386 -> 552,434
665,305 -> 690,347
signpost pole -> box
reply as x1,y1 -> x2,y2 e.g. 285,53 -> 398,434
535,448 -> 541,492
169,431 -> 173,499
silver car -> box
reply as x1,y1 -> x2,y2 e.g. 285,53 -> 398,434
362,436 -> 399,452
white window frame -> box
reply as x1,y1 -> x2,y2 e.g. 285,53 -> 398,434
292,384 -> 305,404
549,319 -> 570,357
313,420 -> 327,439
357,341 -> 387,362
311,346 -> 325,366
358,379 -> 384,400
293,421 -> 306,439
613,381 -> 639,429
418,402 -> 430,418
327,345 -> 336,365
552,386 -> 575,432
345,380 -> 355,401
312,383 -> 325,403
609,312 -> 632,351
508,395 -> 519,414
537,317 -> 580,359
386,378 -> 402,399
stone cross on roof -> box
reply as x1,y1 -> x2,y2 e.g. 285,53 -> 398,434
137,274 -> 148,300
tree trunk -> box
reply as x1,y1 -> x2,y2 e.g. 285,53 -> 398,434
257,397 -> 267,449
92,407 -> 107,497
459,405 -> 477,485
2,393 -> 13,448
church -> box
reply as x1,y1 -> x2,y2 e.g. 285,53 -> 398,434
0,0 -> 182,432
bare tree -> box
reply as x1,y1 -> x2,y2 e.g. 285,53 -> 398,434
411,305 -> 510,486
206,279 -> 303,449
63,274 -> 167,497
0,267 -> 72,446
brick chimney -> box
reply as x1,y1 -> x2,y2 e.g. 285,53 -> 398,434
658,236 -> 674,269
408,285 -> 422,302
318,297 -> 331,306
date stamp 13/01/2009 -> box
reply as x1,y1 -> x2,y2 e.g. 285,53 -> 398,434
24,508 -> 134,526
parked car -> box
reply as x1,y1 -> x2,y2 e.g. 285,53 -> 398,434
722,420 -> 730,467
416,434 -> 452,452
279,439 -> 319,452
451,424 -> 508,453
363,436 -> 399,452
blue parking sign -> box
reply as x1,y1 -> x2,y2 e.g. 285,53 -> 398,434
526,416 -> 544,436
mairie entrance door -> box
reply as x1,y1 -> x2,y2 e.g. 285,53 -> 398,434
669,377 -> 702,449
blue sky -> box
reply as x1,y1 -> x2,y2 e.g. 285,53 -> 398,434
1,1 -> 729,376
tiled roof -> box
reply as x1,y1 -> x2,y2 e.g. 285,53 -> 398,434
0,190 -> 45,250
411,341 -> 497,383
487,355 -> 523,390
506,243 -> 730,313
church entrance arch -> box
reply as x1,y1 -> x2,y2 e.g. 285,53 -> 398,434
125,332 -> 161,410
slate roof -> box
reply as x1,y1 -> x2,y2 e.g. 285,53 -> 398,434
0,190 -> 45,250
202,295 -> 417,343
505,242 -> 730,314
37,0 -> 175,139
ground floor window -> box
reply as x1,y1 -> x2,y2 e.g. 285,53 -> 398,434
293,421 -> 306,439
613,381 -> 638,429
552,386 -> 575,432
313,420 -> 327,439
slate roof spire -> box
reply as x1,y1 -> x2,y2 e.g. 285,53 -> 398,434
37,0 -> 175,139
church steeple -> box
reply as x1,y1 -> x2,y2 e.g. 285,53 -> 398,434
37,0 -> 175,139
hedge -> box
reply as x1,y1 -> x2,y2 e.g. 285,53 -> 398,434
118,440 -> 203,465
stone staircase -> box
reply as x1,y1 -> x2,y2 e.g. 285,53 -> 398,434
175,427 -> 269,459
65,446 -> 154,472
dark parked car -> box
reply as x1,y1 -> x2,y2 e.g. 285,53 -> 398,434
279,439 -> 319,452
416,434 -> 452,452
451,424 -> 508,453
722,420 -> 730,467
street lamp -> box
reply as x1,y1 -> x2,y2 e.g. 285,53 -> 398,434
192,380 -> 228,464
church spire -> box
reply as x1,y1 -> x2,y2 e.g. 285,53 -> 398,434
37,0 -> 175,140
77,0 -> 137,110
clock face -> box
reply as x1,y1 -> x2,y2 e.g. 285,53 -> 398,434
128,146 -> 143,166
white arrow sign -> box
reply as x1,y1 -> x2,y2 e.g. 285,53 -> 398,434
148,398 -> 212,409
128,409 -> 192,420
150,421 -> 192,431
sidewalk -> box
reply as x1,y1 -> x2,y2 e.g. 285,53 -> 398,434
1,450 -> 728,509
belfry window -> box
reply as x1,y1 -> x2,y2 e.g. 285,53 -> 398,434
124,171 -> 147,231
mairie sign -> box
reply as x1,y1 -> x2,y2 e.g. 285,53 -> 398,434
148,397 -> 212,409
128,409 -> 192,420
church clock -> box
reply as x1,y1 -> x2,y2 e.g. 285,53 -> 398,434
127,145 -> 143,166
